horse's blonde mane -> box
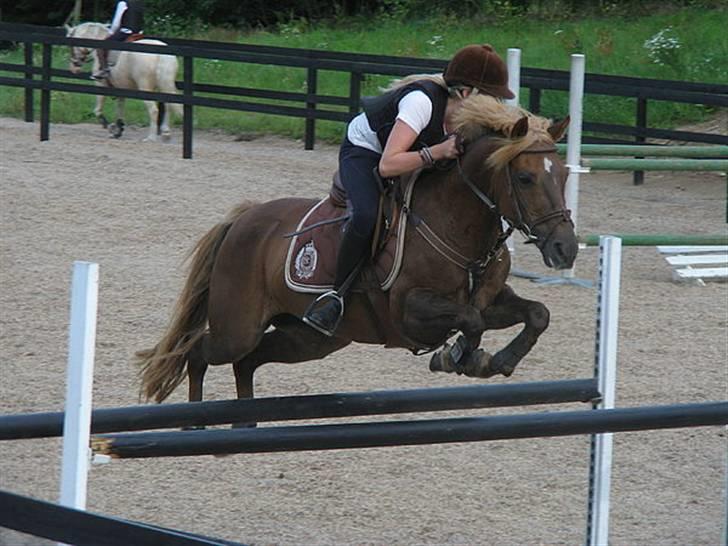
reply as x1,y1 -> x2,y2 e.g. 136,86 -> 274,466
381,73 -> 448,92
452,94 -> 556,170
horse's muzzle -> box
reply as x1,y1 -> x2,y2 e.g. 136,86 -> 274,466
539,222 -> 578,270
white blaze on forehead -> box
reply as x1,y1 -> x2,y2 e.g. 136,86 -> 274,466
544,157 -> 553,174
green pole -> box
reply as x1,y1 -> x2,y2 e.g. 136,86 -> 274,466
581,158 -> 728,171
579,234 -> 728,247
555,144 -> 728,158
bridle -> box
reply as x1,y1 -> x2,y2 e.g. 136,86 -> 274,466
69,46 -> 92,69
455,141 -> 573,249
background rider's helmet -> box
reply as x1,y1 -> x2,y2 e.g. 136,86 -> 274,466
444,44 -> 515,100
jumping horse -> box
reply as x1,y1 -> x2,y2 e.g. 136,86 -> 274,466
66,22 -> 181,141
136,95 -> 578,413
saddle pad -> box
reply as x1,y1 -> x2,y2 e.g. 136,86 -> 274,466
285,181 -> 416,294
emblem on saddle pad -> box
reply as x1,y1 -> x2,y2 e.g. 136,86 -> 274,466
294,241 -> 318,280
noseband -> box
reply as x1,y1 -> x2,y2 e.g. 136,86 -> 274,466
456,144 -> 572,248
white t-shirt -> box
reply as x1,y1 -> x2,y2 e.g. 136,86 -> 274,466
347,90 -> 433,154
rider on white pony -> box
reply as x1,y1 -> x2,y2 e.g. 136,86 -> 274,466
92,0 -> 145,81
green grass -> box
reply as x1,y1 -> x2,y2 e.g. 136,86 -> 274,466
1,5 -> 725,142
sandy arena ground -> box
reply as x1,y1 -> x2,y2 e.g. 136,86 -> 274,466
0,116 -> 726,545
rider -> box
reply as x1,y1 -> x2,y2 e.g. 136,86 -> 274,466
91,0 -> 145,80
302,44 -> 515,337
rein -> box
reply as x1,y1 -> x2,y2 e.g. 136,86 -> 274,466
406,140 -> 571,305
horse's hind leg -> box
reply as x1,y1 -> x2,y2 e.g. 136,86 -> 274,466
158,102 -> 172,142
477,283 -> 550,378
230,315 -> 350,428
182,338 -> 208,430
187,338 -> 208,403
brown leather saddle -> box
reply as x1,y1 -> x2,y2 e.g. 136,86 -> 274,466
124,33 -> 146,43
285,170 -> 419,293
105,33 -> 146,68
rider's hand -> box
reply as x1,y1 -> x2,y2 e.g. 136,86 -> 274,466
430,134 -> 461,161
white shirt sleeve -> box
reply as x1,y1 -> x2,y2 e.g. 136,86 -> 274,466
395,90 -> 433,135
110,1 -> 128,33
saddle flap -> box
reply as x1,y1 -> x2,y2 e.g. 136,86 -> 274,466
285,170 -> 421,294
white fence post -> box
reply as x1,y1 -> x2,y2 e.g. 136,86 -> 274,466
586,236 -> 621,545
59,261 -> 99,512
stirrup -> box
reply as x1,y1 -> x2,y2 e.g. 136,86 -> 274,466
302,290 -> 344,337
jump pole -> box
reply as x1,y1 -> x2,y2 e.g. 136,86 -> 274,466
0,379 -> 600,441
505,47 -> 521,255
555,144 -> 728,157
579,233 -> 728,247
89,402 -> 728,458
59,261 -> 99,514
563,53 -> 587,280
586,236 -> 621,546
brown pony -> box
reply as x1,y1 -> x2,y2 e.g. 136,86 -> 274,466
136,95 -> 578,409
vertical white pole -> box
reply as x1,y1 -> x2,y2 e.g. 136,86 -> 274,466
506,48 -> 521,106
505,48 -> 521,255
586,236 -> 620,546
563,53 -> 585,279
59,261 -> 99,512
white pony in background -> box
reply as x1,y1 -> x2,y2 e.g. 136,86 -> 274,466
66,22 -> 182,141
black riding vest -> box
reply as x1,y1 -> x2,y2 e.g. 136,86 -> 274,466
120,0 -> 144,32
362,79 -> 449,151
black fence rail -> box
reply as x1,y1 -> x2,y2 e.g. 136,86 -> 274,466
0,22 -> 726,161
0,490 -> 247,546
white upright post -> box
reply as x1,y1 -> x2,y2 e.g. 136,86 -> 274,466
563,53 -> 586,279
586,236 -> 621,546
59,261 -> 99,512
505,47 -> 521,255
506,48 -> 521,106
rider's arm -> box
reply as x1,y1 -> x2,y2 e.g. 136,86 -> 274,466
109,1 -> 128,33
378,91 -> 459,178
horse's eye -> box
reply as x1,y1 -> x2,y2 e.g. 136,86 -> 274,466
516,172 -> 534,184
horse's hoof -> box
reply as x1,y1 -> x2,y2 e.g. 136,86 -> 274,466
429,346 -> 455,374
490,352 -> 515,377
108,122 -> 124,139
161,133 -> 171,143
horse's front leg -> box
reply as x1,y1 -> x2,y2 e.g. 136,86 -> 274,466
93,93 -> 109,128
108,97 -> 126,138
477,283 -> 550,378
400,288 -> 486,377
142,100 -> 159,142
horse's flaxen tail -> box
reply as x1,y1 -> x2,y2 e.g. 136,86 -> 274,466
136,201 -> 257,403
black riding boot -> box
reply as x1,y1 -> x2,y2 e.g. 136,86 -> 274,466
302,226 -> 371,336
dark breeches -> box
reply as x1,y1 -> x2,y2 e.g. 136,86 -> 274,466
339,138 -> 381,239
335,138 -> 382,287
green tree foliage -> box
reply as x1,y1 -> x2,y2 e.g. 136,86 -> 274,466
2,0 -> 723,28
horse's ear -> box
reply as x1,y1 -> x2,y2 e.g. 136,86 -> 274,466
510,116 -> 529,139
548,116 -> 570,142
65,24 -> 72,36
